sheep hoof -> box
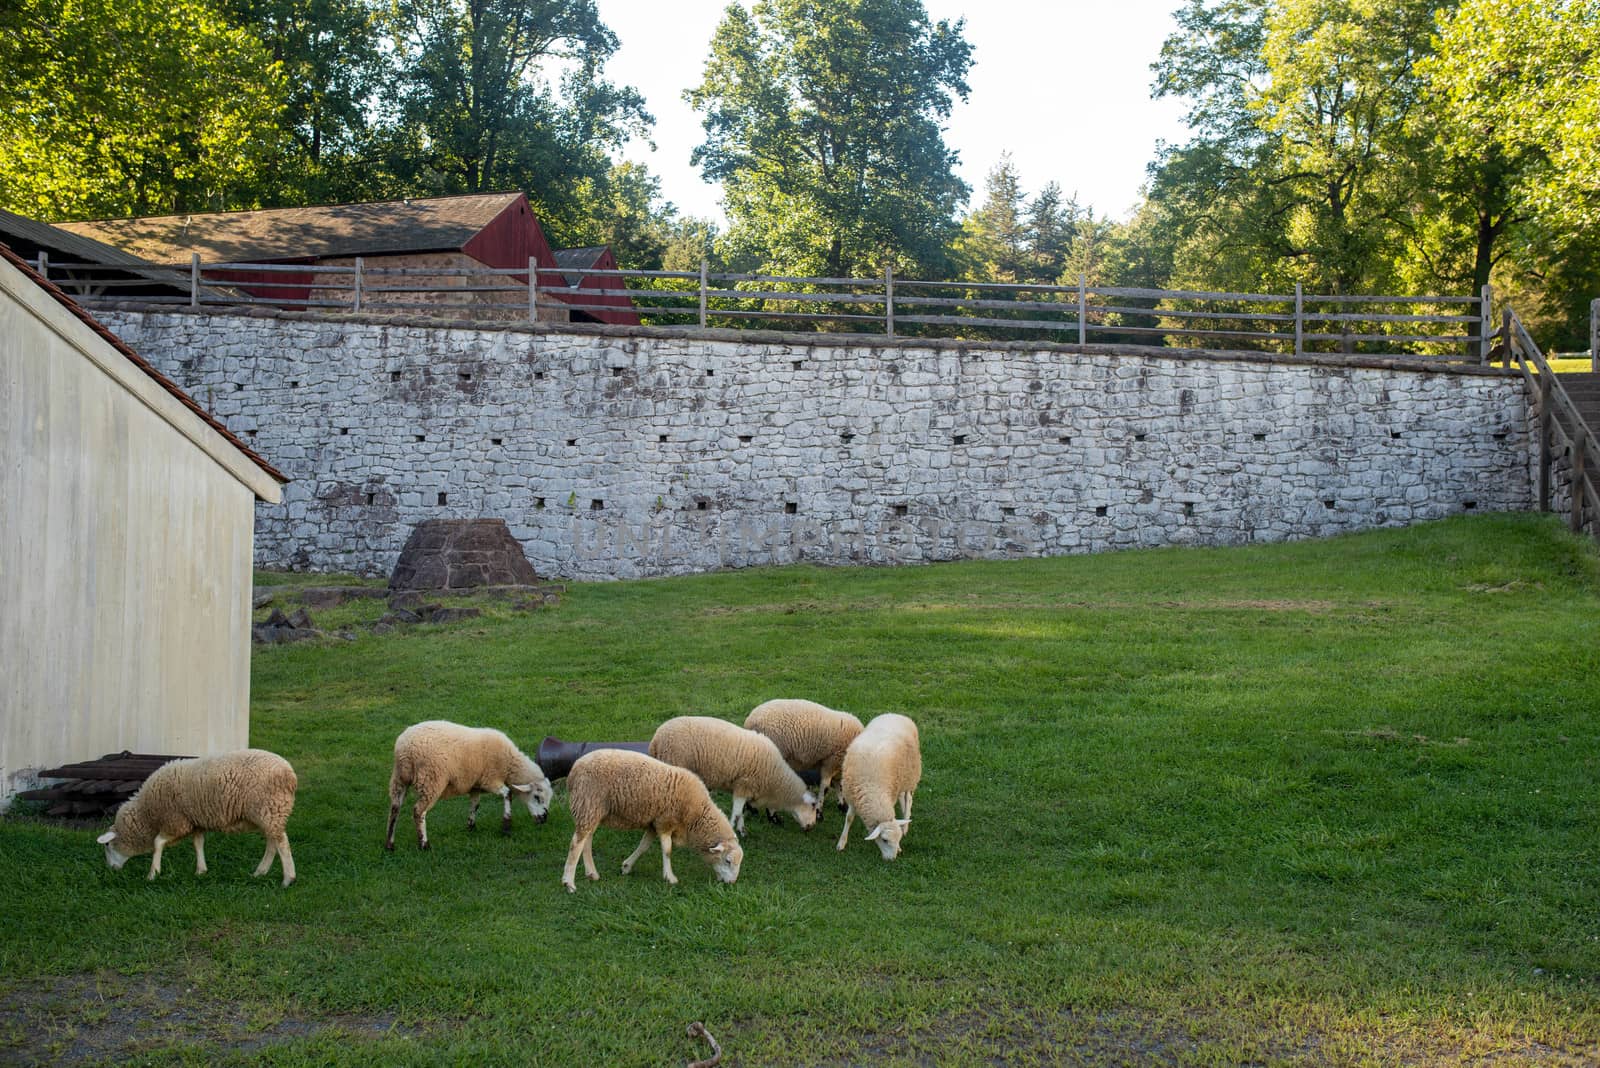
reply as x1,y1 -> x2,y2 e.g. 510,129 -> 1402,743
383,840 -> 395,853
587,870 -> 600,881
500,818 -> 512,835
466,821 -> 476,832
418,840 -> 430,851
282,877 -> 295,887
563,880 -> 576,893
766,811 -> 783,826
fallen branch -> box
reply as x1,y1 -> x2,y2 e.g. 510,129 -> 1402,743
686,1020 -> 722,1067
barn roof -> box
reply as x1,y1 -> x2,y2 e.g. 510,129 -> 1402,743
0,241 -> 288,488
0,207 -> 197,297
57,193 -> 526,265
553,246 -> 612,287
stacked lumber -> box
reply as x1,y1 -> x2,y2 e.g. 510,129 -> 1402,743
15,751 -> 191,817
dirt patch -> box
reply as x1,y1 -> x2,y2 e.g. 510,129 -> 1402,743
0,972 -> 419,1065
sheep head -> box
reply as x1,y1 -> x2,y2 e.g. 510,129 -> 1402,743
704,838 -> 744,884
864,818 -> 911,860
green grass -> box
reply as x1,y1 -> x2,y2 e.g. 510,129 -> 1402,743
4,513 -> 1600,1065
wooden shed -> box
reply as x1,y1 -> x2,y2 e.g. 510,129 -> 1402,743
0,244 -> 287,806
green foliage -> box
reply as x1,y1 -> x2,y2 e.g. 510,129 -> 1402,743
689,0 -> 973,279
2,515 -> 1599,1063
0,0 -> 287,219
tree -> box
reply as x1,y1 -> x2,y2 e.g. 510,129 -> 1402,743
562,161 -> 678,269
688,0 -> 973,279
1025,182 -> 1079,284
955,155 -> 1029,282
0,0 -> 286,219
387,0 -> 650,209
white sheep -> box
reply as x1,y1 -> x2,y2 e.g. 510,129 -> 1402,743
744,699 -> 863,815
561,748 -> 743,892
96,749 -> 299,887
385,720 -> 553,851
648,715 -> 818,836
836,713 -> 921,860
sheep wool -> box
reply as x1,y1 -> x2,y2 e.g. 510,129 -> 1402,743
385,720 -> 553,851
743,699 -> 864,812
649,716 -> 817,835
562,748 -> 743,892
96,749 -> 298,887
837,714 -> 922,861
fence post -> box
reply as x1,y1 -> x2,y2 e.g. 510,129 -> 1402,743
190,252 -> 200,309
885,266 -> 895,338
528,257 -> 538,323
1538,372 -> 1552,512
1480,284 -> 1493,363
1572,434 -> 1587,533
1294,283 -> 1303,357
1077,275 -> 1087,346
353,256 -> 363,312
699,259 -> 709,329
1590,297 -> 1598,373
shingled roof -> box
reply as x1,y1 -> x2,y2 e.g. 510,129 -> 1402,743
0,241 -> 288,487
0,207 -> 196,296
553,246 -> 611,287
57,192 -> 526,265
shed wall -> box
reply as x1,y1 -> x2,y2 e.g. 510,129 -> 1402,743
0,275 -> 257,802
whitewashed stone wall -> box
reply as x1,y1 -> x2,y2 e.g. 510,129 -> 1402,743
98,308 -> 1534,581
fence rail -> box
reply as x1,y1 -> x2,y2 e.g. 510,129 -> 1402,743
1498,307 -> 1598,536
34,253 -> 1494,360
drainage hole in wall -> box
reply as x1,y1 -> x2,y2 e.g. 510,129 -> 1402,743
697,501 -> 708,511
246,430 -> 258,438
705,368 -> 715,377
459,372 -> 472,382
841,432 -> 855,443
1253,433 -> 1266,441
437,492 -> 448,506
658,434 -> 668,443
1001,507 -> 1015,517
1183,502 -> 1194,517
590,499 -> 605,511
567,438 -> 577,447
953,434 -> 966,445
1059,436 -> 1072,445
390,371 -> 402,381
1134,433 -> 1147,442
1095,506 -> 1108,517
534,497 -> 545,510
785,502 -> 798,514
739,434 -> 753,444
1323,499 -> 1336,509
289,380 -> 300,389
534,371 -> 546,380
1391,431 -> 1403,440
611,367 -> 624,377
234,383 -> 243,392
1464,500 -> 1477,510
365,492 -> 375,506
339,428 -> 349,436
894,504 -> 909,517
491,437 -> 503,446
1492,432 -> 1507,441
791,361 -> 803,371
414,434 -> 426,443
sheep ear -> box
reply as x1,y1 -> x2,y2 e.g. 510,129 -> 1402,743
97,831 -> 117,845
708,842 -> 726,855
510,783 -> 532,793
864,825 -> 883,841
802,791 -> 817,806
896,819 -> 911,828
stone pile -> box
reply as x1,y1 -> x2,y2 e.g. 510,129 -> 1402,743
389,519 -> 540,590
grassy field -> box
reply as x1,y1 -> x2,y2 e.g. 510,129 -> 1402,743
3,513 -> 1600,1066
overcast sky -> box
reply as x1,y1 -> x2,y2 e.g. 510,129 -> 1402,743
593,0 -> 1193,225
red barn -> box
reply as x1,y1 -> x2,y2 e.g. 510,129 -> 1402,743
58,193 -> 639,325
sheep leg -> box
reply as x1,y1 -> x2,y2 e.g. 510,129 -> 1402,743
729,796 -> 748,837
253,838 -> 277,877
384,783 -> 406,852
499,786 -> 513,834
562,825 -> 596,892
275,835 -> 296,887
413,798 -> 434,850
621,831 -> 654,875
900,792 -> 914,821
467,791 -> 481,831
836,805 -> 856,851
659,832 -> 677,885
582,837 -> 597,880
148,833 -> 169,880
193,832 -> 207,876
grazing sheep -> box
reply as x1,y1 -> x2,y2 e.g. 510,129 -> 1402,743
836,714 -> 921,861
385,720 -> 553,851
744,699 -> 863,815
648,716 -> 817,836
96,749 -> 298,887
561,749 -> 743,892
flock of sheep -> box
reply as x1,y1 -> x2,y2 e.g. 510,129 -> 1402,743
94,699 -> 923,891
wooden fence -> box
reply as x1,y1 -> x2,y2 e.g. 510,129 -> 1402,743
34,252 -> 1495,360
1497,307 -> 1598,536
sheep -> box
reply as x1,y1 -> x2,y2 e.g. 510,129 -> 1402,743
743,699 -> 863,816
561,748 -> 743,892
384,720 -> 553,851
836,713 -> 921,861
95,749 -> 298,887
648,716 -> 818,836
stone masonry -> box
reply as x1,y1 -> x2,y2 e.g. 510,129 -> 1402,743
97,308 -> 1535,581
